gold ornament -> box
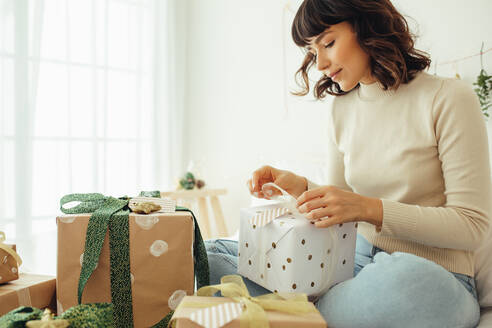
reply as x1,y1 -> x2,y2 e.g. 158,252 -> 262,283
129,201 -> 162,214
26,309 -> 70,328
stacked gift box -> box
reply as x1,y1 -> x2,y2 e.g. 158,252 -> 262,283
1,232 -> 57,316
0,273 -> 57,315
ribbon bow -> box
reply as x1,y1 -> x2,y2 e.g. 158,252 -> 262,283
250,183 -> 303,228
0,231 -> 22,266
59,191 -> 209,328
187,275 -> 316,328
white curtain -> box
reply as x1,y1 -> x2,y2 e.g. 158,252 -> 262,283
0,0 -> 183,275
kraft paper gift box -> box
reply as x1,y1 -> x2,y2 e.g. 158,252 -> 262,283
0,273 -> 56,316
0,231 -> 22,284
56,210 -> 196,328
171,296 -> 327,328
171,274 -> 326,328
238,201 -> 357,297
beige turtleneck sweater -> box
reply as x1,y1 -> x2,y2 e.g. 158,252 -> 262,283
307,71 -> 491,276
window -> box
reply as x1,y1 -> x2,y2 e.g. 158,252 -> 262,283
0,0 -> 168,274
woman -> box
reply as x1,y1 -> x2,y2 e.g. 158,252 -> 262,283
206,0 -> 490,326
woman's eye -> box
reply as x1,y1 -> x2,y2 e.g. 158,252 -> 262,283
324,40 -> 335,48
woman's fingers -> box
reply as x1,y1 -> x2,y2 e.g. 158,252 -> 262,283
314,216 -> 343,228
297,196 -> 325,215
247,179 -> 265,198
300,206 -> 345,228
252,165 -> 278,191
303,206 -> 331,220
261,185 -> 283,199
250,165 -> 290,199
252,168 -> 267,192
297,187 -> 330,206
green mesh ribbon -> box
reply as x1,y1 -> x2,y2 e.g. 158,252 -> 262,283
0,304 -> 112,328
60,303 -> 114,327
0,303 -> 173,328
61,194 -> 132,327
59,192 -> 210,328
0,307 -> 43,328
176,206 -> 210,290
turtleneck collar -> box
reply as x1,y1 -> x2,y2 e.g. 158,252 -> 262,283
357,80 -> 396,101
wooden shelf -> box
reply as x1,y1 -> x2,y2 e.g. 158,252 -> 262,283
160,188 -> 227,199
160,188 -> 228,240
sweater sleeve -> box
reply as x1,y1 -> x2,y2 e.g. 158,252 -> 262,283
379,79 -> 491,251
307,101 -> 352,192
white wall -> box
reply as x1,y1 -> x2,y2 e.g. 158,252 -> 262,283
182,0 -> 492,236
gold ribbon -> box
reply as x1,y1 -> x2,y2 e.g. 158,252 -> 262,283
191,275 -> 316,328
0,231 -> 22,266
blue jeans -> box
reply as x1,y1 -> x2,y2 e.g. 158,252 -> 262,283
205,234 -> 480,328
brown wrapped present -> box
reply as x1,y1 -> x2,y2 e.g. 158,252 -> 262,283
171,275 -> 327,328
0,231 -> 22,284
171,296 -> 327,328
0,273 -> 56,316
56,211 -> 195,328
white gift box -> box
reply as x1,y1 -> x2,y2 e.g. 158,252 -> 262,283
238,203 -> 357,297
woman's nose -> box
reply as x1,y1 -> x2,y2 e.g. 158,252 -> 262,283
317,55 -> 330,72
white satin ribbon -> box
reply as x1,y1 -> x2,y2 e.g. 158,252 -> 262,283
261,182 -> 301,215
248,183 -> 303,228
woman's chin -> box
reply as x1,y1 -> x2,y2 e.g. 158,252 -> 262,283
337,81 -> 348,92
337,80 -> 357,92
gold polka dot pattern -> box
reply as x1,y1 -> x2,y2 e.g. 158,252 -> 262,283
238,204 -> 358,298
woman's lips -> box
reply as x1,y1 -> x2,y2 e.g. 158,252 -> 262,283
331,69 -> 342,80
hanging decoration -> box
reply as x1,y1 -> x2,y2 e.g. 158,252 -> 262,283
473,42 -> 492,118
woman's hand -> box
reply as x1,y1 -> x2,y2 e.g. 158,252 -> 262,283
296,185 -> 383,229
247,165 -> 308,199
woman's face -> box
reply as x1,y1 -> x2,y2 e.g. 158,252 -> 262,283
307,21 -> 375,91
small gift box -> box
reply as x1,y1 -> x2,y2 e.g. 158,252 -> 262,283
0,273 -> 56,316
57,193 -> 209,328
0,231 -> 22,284
238,184 -> 357,297
170,275 -> 327,328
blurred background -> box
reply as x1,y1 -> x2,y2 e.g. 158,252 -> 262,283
0,0 -> 491,274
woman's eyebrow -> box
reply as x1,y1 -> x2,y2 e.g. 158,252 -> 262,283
306,30 -> 334,50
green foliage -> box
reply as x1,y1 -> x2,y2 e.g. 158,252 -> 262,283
473,68 -> 492,118
179,171 -> 196,190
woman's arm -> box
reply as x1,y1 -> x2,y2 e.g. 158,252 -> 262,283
298,79 -> 490,251
377,79 -> 490,251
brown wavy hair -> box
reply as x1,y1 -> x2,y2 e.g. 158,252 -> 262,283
291,0 -> 431,99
